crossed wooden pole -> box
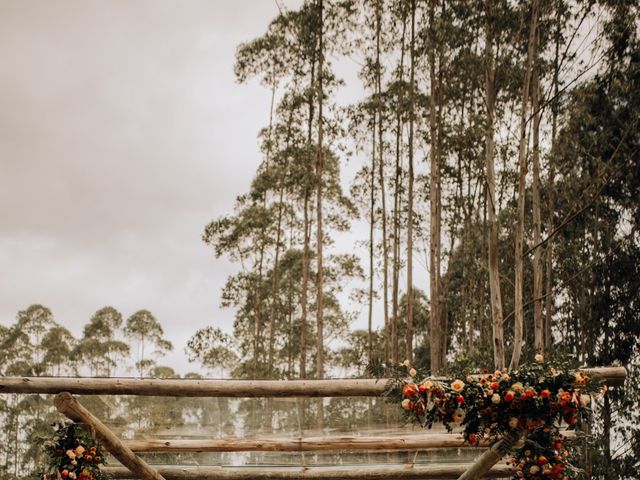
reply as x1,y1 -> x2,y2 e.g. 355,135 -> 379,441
54,392 -> 166,480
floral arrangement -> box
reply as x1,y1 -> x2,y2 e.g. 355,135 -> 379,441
39,422 -> 111,480
385,355 -> 607,480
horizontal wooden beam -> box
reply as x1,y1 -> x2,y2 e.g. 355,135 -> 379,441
0,377 -> 385,397
102,464 -> 514,479
0,366 -> 625,397
123,431 -> 575,453
584,366 -> 626,386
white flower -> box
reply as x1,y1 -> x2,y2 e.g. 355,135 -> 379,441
402,359 -> 411,367
409,368 -> 417,377
66,450 -> 75,459
580,394 -> 591,407
491,394 -> 501,404
535,353 -> 544,362
69,473 -> 77,479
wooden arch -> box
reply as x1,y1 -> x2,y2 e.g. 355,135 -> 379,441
0,367 -> 625,480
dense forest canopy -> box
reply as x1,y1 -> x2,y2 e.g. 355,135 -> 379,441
1,0 -> 639,478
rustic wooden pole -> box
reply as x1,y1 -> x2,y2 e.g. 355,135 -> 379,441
584,366 -> 626,386
4,377 -> 387,397
456,431 -> 522,480
123,431 -> 574,453
54,392 -> 166,480
0,366 -> 625,397
101,463 -> 514,479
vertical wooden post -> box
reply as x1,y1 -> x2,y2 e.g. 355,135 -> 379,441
54,392 -> 166,480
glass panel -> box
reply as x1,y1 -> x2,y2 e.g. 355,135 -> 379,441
2,390 -> 480,473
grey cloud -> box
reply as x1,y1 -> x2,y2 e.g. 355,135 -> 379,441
0,0 -> 302,374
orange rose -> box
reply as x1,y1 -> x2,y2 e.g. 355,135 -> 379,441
403,383 -> 418,398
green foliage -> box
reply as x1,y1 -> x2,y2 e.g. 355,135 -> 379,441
186,326 -> 237,376
124,310 -> 173,378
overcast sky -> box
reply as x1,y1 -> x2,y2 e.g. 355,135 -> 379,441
0,0 -> 434,377
0,0 -> 313,375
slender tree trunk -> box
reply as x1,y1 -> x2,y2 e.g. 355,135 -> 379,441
545,3 -> 561,354
368,111 -> 376,363
267,184 -> 285,372
484,4 -> 505,370
254,239 -> 266,376
300,47 -> 317,380
391,6 -> 407,365
531,34 -> 543,353
300,192 -> 310,379
263,79 -> 279,375
392,160 -> 400,365
428,0 -> 442,373
254,80 -> 276,376
436,4 -> 446,369
405,0 -> 416,363
602,311 -> 612,471
267,77 -> 301,374
510,0 -> 539,371
315,0 -> 325,379
375,0 -> 390,362
287,283 -> 293,378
